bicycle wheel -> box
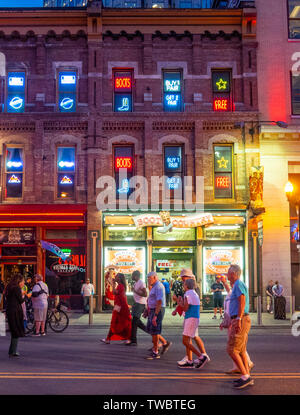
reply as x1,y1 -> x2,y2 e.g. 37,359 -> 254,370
48,310 -> 69,333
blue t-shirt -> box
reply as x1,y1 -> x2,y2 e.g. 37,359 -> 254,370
229,279 -> 249,317
162,281 -> 170,294
184,289 -> 200,320
148,281 -> 166,309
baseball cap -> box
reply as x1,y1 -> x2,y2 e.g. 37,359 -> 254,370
179,268 -> 195,279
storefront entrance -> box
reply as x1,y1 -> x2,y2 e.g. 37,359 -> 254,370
152,247 -> 194,281
1,263 -> 36,285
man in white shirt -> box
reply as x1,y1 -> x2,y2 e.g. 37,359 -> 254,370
126,270 -> 148,346
81,278 -> 94,314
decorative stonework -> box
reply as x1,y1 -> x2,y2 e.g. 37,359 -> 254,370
102,121 -> 144,131
152,121 -> 194,131
43,121 -> 88,132
203,121 -> 236,131
0,122 -> 35,132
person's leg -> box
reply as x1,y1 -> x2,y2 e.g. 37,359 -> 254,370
182,336 -> 193,361
194,336 -> 206,355
8,334 -> 13,355
152,334 -> 159,353
213,307 -> 217,317
182,335 -> 201,359
35,321 -> 41,334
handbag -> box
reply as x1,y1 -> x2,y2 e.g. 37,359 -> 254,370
113,305 -> 121,313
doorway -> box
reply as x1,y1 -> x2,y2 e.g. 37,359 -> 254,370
1,264 -> 36,285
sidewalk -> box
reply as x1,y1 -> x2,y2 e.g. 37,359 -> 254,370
68,308 -> 291,328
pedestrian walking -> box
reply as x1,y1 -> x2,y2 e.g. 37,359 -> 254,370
125,270 -> 148,346
226,264 -> 253,389
145,271 -> 171,360
101,273 -> 132,344
81,278 -> 95,314
177,278 -> 210,369
272,281 -> 286,320
265,280 -> 274,314
104,265 -> 116,309
0,278 -> 4,308
171,276 -> 184,305
220,275 -> 254,374
211,276 -> 224,319
31,274 -> 49,337
161,278 -> 171,308
4,274 -> 26,357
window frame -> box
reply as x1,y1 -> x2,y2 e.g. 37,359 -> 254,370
56,145 -> 76,201
57,68 -> 78,113
113,144 -> 135,199
6,70 -> 26,114
163,144 -> 185,199
211,69 -> 233,112
4,145 -> 24,200
162,69 -> 183,112
291,71 -> 300,115
288,0 -> 300,40
213,143 -> 234,201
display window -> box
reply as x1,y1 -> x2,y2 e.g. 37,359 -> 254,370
114,145 -> 134,198
5,147 -> 24,199
113,70 -> 133,112
58,71 -> 77,113
104,226 -> 146,241
213,144 -> 233,199
57,147 -> 76,199
163,70 -> 182,112
104,246 -> 146,293
202,246 -> 244,295
212,69 -> 233,112
7,71 -> 25,113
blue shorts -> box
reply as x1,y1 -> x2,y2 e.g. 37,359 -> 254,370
147,308 -> 165,335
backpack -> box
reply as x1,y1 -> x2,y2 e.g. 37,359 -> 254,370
31,283 -> 47,298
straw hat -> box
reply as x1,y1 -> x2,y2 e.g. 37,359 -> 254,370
179,268 -> 195,280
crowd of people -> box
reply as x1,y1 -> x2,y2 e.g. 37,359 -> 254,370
100,264 -> 254,390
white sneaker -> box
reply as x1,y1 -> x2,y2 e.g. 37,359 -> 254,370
194,354 -> 211,364
177,356 -> 188,365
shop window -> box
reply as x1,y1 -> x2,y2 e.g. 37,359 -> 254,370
291,73 -> 300,114
212,70 -> 233,112
163,70 -> 183,112
114,145 -> 134,198
57,147 -> 75,199
7,71 -> 25,113
213,145 -> 233,199
113,70 -> 133,112
164,145 -> 184,197
58,70 -> 77,113
5,147 -> 24,198
288,0 -> 300,39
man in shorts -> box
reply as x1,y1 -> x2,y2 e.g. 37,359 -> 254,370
227,264 -> 253,389
146,271 -> 172,360
177,278 -> 209,369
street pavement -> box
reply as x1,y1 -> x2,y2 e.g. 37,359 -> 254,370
0,309 -> 299,396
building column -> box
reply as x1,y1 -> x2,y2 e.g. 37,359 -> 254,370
196,226 -> 203,311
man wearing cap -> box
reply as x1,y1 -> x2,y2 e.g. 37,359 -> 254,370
227,264 -> 253,389
146,271 -> 172,360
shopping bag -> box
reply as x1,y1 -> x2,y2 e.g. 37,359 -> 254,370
0,312 -> 6,336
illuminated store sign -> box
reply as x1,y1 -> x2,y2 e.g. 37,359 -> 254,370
212,70 -> 232,112
7,72 -> 26,113
58,161 -> 75,169
7,161 -> 23,169
8,174 -> 21,184
58,71 -> 77,113
114,70 -> 133,112
117,178 -> 130,194
166,176 -> 181,190
8,76 -> 24,87
115,157 -> 133,171
165,79 -> 181,92
115,77 -> 131,91
163,71 -> 182,112
57,148 -> 75,172
60,175 -> 73,184
214,98 -> 230,111
166,157 -> 181,170
215,175 -> 231,189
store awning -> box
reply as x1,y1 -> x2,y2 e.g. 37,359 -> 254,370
0,204 -> 86,226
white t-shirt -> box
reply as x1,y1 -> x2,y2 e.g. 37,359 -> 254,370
184,289 -> 200,320
133,279 -> 147,305
81,283 -> 95,297
32,281 -> 49,309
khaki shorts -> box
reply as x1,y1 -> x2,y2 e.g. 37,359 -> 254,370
227,315 -> 251,355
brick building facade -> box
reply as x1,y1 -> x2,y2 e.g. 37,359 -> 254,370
0,1 -> 259,310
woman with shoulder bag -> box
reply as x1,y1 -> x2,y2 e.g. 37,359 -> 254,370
101,273 -> 132,344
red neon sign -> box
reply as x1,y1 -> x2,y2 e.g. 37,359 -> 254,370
215,176 -> 231,189
115,157 -> 133,170
115,77 -> 131,91
214,98 -> 230,111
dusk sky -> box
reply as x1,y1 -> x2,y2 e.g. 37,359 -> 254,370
0,0 -> 43,6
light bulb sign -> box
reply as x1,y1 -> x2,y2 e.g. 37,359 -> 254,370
7,72 -> 25,113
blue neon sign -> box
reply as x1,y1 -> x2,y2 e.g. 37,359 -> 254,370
7,72 -> 25,113
58,71 -> 77,113
166,176 -> 181,190
163,71 -> 182,112
114,94 -> 132,112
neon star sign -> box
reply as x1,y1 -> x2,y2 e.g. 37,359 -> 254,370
215,78 -> 228,91
217,157 -> 229,169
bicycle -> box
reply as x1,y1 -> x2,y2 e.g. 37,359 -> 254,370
25,298 -> 69,334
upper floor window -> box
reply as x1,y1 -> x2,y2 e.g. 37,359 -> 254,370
7,72 -> 25,113
288,0 -> 300,39
163,70 -> 183,112
164,145 -> 184,197
5,147 -> 24,199
113,70 -> 133,112
212,70 -> 233,112
291,73 -> 300,114
57,147 -> 75,199
114,145 -> 134,198
214,144 -> 233,199
58,71 -> 77,113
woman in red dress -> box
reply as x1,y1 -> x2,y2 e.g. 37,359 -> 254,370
101,273 -> 132,344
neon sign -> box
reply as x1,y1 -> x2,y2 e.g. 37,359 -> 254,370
214,98 -> 230,111
9,96 -> 24,111
166,157 -> 181,170
8,174 -> 21,184
215,78 -> 228,91
9,77 -> 24,87
60,175 -> 73,184
115,77 -> 131,90
115,157 -> 133,170
7,161 -> 23,169
60,75 -> 76,85
60,97 -> 74,111
58,161 -> 75,169
167,176 -> 181,190
215,176 -> 231,189
165,80 -> 180,92
117,178 -> 130,194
